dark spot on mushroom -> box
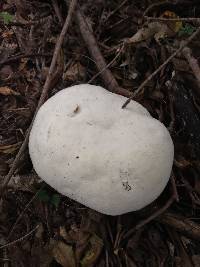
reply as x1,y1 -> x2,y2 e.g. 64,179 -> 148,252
68,105 -> 81,117
76,156 -> 79,159
73,105 -> 80,114
122,181 -> 132,191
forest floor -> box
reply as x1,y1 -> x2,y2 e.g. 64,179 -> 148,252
1,0 -> 200,266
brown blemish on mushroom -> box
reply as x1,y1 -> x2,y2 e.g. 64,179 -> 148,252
120,169 -> 132,191
122,181 -> 132,191
68,105 -> 81,117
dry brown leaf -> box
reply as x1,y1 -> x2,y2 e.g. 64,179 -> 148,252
80,234 -> 103,267
60,226 -> 72,242
63,62 -> 86,82
2,29 -> 14,38
31,238 -> 54,267
0,86 -> 20,96
160,11 -> 182,33
19,58 -> 28,71
0,65 -> 13,80
127,22 -> 175,44
0,142 -> 22,154
53,240 -> 76,267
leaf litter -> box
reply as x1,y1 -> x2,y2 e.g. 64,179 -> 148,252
1,0 -> 200,266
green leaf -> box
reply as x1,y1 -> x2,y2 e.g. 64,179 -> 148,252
50,194 -> 61,208
37,189 -> 50,202
178,23 -> 196,36
0,12 -> 14,24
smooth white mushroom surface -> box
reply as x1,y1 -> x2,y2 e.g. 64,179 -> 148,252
29,84 -> 174,215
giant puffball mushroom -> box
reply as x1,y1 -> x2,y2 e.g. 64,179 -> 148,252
29,84 -> 174,216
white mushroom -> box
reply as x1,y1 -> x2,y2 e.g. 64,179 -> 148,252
29,84 -> 174,215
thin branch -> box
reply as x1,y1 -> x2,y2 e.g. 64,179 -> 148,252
0,0 -> 78,198
122,26 -> 200,108
52,0 -> 63,25
0,53 -> 51,66
145,16 -> 200,23
157,212 -> 200,241
122,175 -> 177,241
143,1 -> 170,17
103,0 -> 129,23
171,172 -> 179,202
75,7 -> 132,98
88,43 -> 124,84
7,184 -> 45,240
0,16 -> 52,27
182,45 -> 200,88
122,194 -> 175,241
0,225 -> 39,250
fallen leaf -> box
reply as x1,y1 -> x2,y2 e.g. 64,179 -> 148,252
53,240 -> 76,267
59,226 -> 72,242
8,174 -> 40,192
0,11 -> 14,24
0,86 -> 20,96
19,58 -> 28,72
2,29 -> 14,38
174,156 -> 191,169
0,142 -> 21,154
127,22 -> 175,44
178,23 -> 196,36
80,234 -> 103,267
63,62 -> 86,82
161,11 -> 182,33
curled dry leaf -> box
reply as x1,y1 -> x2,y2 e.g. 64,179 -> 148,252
0,142 -> 22,154
7,174 -> 40,192
174,156 -> 191,169
0,86 -> 20,96
160,11 -> 182,33
53,240 -> 76,267
80,234 -> 103,267
127,22 -> 175,44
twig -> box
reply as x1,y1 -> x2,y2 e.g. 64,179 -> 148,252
122,175 -> 176,240
143,1 -> 170,17
105,250 -> 109,267
103,0 -> 129,23
52,0 -> 63,25
75,7 -> 132,98
122,194 -> 175,241
157,212 -> 200,241
7,184 -> 45,240
0,225 -> 39,250
122,26 -> 200,108
0,53 -> 51,66
0,0 -> 78,198
171,172 -> 179,202
0,16 -> 52,27
182,46 -> 200,88
145,16 -> 200,23
88,43 -> 124,84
